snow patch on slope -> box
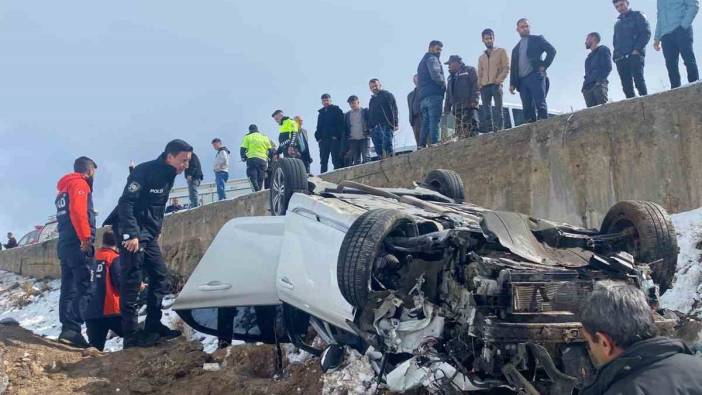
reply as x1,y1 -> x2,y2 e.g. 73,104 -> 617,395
661,208 -> 702,316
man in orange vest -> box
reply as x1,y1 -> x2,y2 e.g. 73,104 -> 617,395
84,230 -> 124,351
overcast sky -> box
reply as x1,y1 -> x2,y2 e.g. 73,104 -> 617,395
1,0 -> 700,238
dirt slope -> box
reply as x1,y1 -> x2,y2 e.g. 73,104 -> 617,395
0,324 -> 322,395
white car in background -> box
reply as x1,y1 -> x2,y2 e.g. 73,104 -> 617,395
174,158 -> 677,394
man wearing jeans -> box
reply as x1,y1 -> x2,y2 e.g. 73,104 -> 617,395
653,0 -> 699,89
509,18 -> 556,123
368,79 -> 398,158
478,29 -> 510,132
211,138 -> 230,200
417,40 -> 446,147
582,32 -> 613,107
184,151 -> 202,208
613,0 -> 652,98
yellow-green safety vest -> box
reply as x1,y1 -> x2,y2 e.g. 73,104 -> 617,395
279,118 -> 299,136
241,132 -> 273,161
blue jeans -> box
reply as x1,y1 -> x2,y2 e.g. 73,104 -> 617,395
215,171 -> 228,200
419,95 -> 443,146
518,71 -> 548,123
370,125 -> 394,157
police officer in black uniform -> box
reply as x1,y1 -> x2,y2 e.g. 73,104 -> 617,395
104,139 -> 193,348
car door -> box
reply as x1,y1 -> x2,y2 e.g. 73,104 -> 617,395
173,216 -> 285,343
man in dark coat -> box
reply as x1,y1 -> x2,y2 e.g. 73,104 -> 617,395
104,139 -> 192,348
509,18 -> 556,123
406,74 -> 421,146
583,32 -> 613,107
314,94 -> 345,173
184,152 -> 203,208
580,280 -> 702,395
443,55 -> 480,138
613,0 -> 652,98
368,79 -> 399,158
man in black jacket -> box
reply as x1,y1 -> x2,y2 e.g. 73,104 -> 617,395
368,79 -> 399,158
104,139 -> 192,348
314,94 -> 345,173
184,152 -> 203,208
407,75 -> 421,146
583,32 -> 613,107
613,0 -> 651,98
580,281 -> 702,394
509,18 -> 556,123
443,55 -> 480,138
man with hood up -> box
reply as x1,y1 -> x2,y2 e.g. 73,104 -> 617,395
55,156 -> 98,348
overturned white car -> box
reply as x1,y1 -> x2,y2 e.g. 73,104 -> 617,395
174,158 -> 678,394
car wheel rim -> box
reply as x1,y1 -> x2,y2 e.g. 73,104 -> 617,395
272,167 -> 285,215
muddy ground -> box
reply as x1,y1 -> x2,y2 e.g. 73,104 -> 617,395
0,324 -> 323,395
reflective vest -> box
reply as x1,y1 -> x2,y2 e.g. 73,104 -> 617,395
279,118 -> 299,137
241,131 -> 273,161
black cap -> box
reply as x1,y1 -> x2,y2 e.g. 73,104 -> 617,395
444,55 -> 463,65
249,124 -> 258,132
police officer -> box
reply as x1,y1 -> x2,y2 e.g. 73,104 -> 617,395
55,156 -> 98,348
84,229 -> 123,351
105,139 -> 192,348
240,124 -> 273,192
271,109 -> 300,158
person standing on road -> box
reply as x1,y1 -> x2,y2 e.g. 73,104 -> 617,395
55,156 -> 98,348
294,116 -> 313,174
407,74 -> 422,146
240,124 -> 273,192
84,229 -> 124,351
211,138 -> 230,201
314,94 -> 345,173
654,0 -> 699,89
368,79 -> 398,158
184,152 -> 203,208
272,110 -> 300,159
509,18 -> 557,123
478,29 -> 510,132
4,233 -> 18,249
417,40 -> 446,147
583,32 -> 613,107
343,95 -> 370,166
105,139 -> 192,348
443,55 -> 480,138
613,0 -> 652,98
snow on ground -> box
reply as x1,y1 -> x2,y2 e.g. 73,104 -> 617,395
322,349 -> 377,395
661,208 -> 702,316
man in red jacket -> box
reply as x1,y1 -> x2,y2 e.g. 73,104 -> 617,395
85,230 -> 124,351
55,156 -> 97,347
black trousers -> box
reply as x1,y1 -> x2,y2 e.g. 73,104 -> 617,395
58,246 -> 92,333
246,158 -> 268,192
616,55 -> 647,98
662,26 -> 699,89
346,139 -> 369,166
319,138 -> 343,173
582,82 -> 609,107
119,240 -> 169,337
86,316 -> 123,351
518,72 -> 549,123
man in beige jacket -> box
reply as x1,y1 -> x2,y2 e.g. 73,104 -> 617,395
478,29 -> 510,132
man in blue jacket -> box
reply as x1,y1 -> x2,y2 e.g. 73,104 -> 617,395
613,0 -> 652,98
583,32 -> 613,107
654,0 -> 699,89
417,40 -> 446,147
509,18 -> 557,123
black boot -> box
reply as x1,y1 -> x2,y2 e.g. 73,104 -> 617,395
145,323 -> 182,340
58,329 -> 90,348
123,331 -> 161,349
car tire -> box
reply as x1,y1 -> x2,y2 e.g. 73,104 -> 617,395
337,209 -> 418,308
423,169 -> 465,203
269,158 -> 308,216
601,201 -> 678,292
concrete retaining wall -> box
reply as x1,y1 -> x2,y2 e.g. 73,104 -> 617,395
2,83 -> 701,280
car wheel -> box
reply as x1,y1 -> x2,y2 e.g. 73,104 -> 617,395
269,158 -> 308,216
337,209 -> 418,308
423,169 -> 465,203
601,201 -> 678,292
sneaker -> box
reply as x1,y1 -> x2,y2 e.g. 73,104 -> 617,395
58,329 -> 90,348
124,331 -> 161,349
145,323 -> 182,339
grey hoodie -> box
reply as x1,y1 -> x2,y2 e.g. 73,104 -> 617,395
213,147 -> 230,172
